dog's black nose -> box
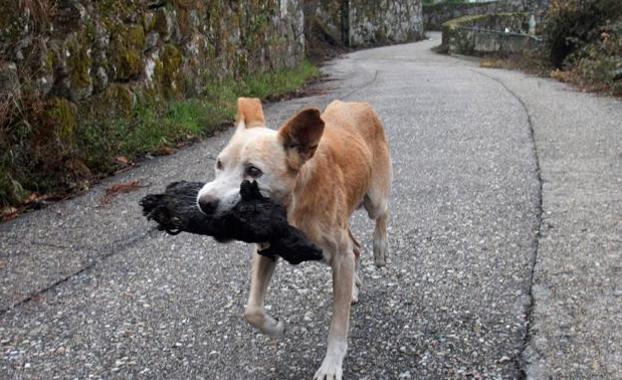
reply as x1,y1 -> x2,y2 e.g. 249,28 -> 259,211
198,195 -> 219,215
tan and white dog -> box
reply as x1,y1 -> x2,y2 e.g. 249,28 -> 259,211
197,98 -> 392,379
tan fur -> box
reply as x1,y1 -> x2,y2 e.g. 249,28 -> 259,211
199,98 -> 392,380
287,101 -> 390,247
236,97 -> 265,128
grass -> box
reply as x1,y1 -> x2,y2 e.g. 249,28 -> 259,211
116,60 -> 319,158
0,60 -> 319,213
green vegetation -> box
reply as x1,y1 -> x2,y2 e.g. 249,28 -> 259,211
543,0 -> 622,93
423,0 -> 481,12
442,12 -> 527,31
545,0 -> 622,67
460,1 -> 621,96
0,60 -> 319,209
423,0 -> 467,6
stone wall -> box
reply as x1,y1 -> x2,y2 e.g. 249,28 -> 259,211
303,0 -> 345,53
1,0 -> 425,126
441,13 -> 543,55
424,0 -> 548,31
0,0 -> 305,108
304,0 -> 424,49
349,0 -> 424,47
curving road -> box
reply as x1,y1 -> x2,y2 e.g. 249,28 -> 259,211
1,33 -> 621,379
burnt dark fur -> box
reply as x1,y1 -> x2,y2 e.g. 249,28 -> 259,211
140,180 -> 323,265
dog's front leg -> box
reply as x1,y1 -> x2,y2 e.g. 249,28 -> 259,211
314,248 -> 354,380
244,248 -> 285,338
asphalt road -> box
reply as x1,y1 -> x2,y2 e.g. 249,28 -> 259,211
1,33 -> 620,379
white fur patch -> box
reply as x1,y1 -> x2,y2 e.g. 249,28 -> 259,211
197,126 -> 292,214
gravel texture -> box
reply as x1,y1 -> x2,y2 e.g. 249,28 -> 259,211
1,33 -> 619,379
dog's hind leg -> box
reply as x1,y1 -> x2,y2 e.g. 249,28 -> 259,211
244,248 -> 285,338
364,189 -> 390,267
373,211 -> 389,267
348,228 -> 362,304
364,134 -> 392,268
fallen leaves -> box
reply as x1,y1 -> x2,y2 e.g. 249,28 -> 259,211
1,192 -> 51,222
153,146 -> 176,156
479,58 -> 504,69
115,156 -> 132,166
550,68 -> 574,82
101,180 -> 144,205
1,207 -> 18,222
25,192 -> 49,206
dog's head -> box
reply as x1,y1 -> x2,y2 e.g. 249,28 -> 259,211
197,97 -> 325,215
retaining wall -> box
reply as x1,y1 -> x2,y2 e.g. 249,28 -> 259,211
441,13 -> 543,55
424,0 -> 549,30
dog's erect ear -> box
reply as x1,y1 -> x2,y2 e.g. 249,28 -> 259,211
278,108 -> 325,170
236,97 -> 265,129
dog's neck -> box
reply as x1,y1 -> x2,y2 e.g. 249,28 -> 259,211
284,162 -> 314,218
284,154 -> 325,229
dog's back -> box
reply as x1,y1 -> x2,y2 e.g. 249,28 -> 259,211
290,100 -> 392,266
322,100 -> 386,144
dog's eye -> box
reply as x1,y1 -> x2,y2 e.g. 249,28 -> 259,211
246,165 -> 263,178
216,159 -> 223,170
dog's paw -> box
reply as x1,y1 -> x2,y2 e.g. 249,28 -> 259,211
373,256 -> 386,267
264,318 -> 286,339
373,238 -> 388,267
313,357 -> 343,380
244,308 -> 286,338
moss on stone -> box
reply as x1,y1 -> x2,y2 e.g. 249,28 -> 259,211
96,0 -> 137,19
44,97 -> 78,145
442,12 -> 528,31
441,12 -> 530,54
443,14 -> 485,31
153,58 -> 165,82
161,44 -> 183,97
78,83 -> 137,131
172,0 -> 204,37
423,1 -> 494,13
127,25 -> 146,46
111,24 -> 145,81
154,9 -> 173,39
105,84 -> 136,116
143,12 -> 158,33
66,36 -> 93,100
